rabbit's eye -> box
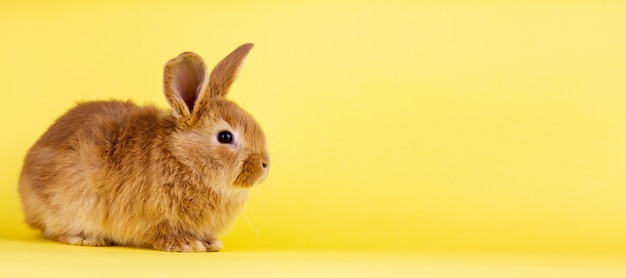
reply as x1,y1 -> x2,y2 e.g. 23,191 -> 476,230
217,131 -> 233,144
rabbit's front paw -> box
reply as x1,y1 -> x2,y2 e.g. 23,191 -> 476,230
152,236 -> 221,252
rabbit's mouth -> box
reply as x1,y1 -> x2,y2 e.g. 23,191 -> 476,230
233,155 -> 269,188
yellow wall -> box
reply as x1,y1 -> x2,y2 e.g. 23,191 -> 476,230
1,0 -> 625,254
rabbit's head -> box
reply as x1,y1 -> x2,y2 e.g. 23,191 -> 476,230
163,44 -> 269,189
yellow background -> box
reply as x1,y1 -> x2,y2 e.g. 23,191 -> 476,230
1,0 -> 625,276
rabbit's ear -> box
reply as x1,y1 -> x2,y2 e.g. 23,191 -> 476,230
209,43 -> 254,98
163,52 -> 210,122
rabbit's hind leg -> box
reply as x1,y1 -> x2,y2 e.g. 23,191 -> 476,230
45,231 -> 110,247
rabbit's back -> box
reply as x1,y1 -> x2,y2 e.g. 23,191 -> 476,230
18,100 -> 164,238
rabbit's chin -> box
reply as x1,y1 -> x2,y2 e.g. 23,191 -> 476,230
233,175 -> 264,189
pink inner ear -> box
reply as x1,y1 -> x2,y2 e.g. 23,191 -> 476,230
175,65 -> 201,113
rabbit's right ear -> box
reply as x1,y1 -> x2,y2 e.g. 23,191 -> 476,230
163,52 -> 210,125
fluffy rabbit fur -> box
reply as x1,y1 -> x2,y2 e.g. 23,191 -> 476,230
18,43 -> 269,252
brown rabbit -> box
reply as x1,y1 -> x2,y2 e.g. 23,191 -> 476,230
18,43 -> 269,252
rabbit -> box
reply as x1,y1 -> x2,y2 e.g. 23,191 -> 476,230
18,43 -> 269,252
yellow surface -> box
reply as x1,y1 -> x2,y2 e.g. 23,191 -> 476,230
1,239 -> 626,278
1,0 -> 626,276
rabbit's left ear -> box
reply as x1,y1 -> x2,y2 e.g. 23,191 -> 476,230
209,43 -> 254,98
163,52 -> 210,125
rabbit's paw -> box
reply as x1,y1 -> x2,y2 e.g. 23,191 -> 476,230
152,236 -> 221,252
51,233 -> 110,246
